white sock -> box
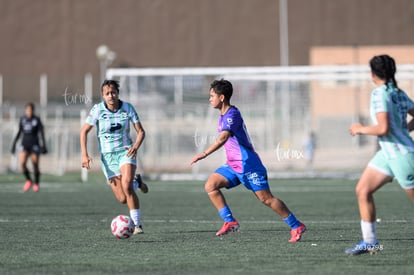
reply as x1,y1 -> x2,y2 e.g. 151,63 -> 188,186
130,209 -> 141,227
360,220 -> 377,244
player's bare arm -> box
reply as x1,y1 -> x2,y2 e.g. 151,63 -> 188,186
80,123 -> 93,169
126,122 -> 146,158
349,112 -> 389,136
191,130 -> 231,164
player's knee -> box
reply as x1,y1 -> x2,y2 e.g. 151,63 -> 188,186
114,190 -> 127,204
355,184 -> 372,199
110,178 -> 127,203
122,184 -> 133,196
405,189 -> 414,202
258,196 -> 273,207
205,174 -> 227,193
121,174 -> 133,187
121,177 -> 133,192
112,187 -> 127,203
255,190 -> 275,206
204,181 -> 219,194
355,184 -> 363,195
355,186 -> 363,198
116,195 -> 127,204
204,182 -> 213,193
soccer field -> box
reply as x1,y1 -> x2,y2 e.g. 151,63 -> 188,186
0,173 -> 413,275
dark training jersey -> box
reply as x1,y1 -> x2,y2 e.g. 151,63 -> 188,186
12,115 -> 45,153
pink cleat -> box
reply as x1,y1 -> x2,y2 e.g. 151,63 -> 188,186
32,184 -> 40,192
23,181 -> 32,192
216,221 -> 240,236
288,223 -> 306,242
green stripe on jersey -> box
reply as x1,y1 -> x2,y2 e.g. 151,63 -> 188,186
86,101 -> 140,153
370,83 -> 414,159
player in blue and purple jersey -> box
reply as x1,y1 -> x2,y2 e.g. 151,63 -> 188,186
346,55 -> 414,255
191,79 -> 306,242
80,80 -> 148,235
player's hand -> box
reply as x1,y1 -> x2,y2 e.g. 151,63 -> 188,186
125,146 -> 138,158
11,146 -> 16,154
41,146 -> 48,154
81,155 -> 93,169
349,123 -> 363,136
190,152 -> 207,165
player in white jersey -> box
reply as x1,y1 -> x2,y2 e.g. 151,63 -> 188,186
346,55 -> 414,255
80,80 -> 148,235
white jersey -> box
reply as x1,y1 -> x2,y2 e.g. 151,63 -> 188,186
370,82 -> 414,159
86,100 -> 140,153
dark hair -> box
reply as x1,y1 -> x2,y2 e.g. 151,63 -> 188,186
369,55 -> 398,89
101,79 -> 120,93
25,102 -> 35,112
210,79 -> 233,101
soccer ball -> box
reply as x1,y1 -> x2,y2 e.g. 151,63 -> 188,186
111,215 -> 134,239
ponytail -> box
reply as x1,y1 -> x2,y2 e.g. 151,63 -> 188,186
370,55 -> 399,89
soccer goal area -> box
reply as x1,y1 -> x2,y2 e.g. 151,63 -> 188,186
105,65 -> 414,175
2,65 -> 414,177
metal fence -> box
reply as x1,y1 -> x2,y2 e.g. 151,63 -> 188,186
2,65 -> 414,177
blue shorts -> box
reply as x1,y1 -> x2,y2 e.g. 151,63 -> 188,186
215,164 -> 269,192
368,150 -> 414,190
100,150 -> 136,180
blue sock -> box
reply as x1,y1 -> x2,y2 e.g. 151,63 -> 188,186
283,213 -> 301,229
218,206 -> 235,222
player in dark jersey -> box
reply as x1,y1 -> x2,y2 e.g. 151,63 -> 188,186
11,102 -> 47,192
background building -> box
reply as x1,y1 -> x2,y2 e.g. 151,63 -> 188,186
0,0 -> 414,102
1,0 -> 414,175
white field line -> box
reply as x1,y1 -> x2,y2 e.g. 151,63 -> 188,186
0,182 -> 403,193
0,219 -> 411,224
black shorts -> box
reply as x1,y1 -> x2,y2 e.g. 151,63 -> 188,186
21,143 -> 41,155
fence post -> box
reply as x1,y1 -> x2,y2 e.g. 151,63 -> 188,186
9,106 -> 17,172
80,109 -> 88,182
84,73 -> 93,108
174,75 -> 183,119
0,75 -> 3,107
40,74 -> 47,107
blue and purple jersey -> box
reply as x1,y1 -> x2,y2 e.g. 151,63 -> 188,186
218,106 -> 265,173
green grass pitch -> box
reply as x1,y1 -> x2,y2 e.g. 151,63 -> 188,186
0,173 -> 413,275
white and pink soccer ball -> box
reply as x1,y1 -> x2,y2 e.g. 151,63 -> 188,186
111,215 -> 134,239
